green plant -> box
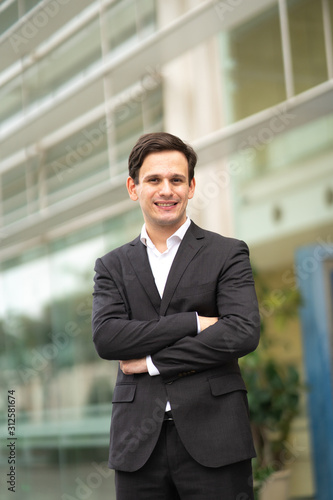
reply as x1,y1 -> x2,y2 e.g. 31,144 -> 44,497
240,273 -> 303,494
241,351 -> 301,468
252,464 -> 275,500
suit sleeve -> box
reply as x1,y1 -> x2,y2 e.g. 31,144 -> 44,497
92,257 -> 198,360
151,240 -> 260,379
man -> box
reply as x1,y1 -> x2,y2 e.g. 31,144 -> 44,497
92,132 -> 260,500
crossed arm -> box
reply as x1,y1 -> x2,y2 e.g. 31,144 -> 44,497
92,241 -> 260,379
119,316 -> 218,375
92,258 -> 220,374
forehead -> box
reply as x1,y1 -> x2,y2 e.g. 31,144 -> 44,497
140,150 -> 188,178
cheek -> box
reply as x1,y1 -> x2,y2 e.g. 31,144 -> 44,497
139,187 -> 152,198
140,190 -> 156,206
180,188 -> 192,200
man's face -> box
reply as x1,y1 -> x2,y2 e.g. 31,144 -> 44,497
127,150 -> 195,233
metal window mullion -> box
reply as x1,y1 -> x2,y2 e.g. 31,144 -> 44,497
17,0 -> 24,18
0,175 -> 3,232
25,158 -> 31,215
99,0 -> 118,179
278,0 -> 295,99
322,0 -> 333,80
135,0 -> 142,39
38,152 -> 47,212
25,155 -> 36,215
141,69 -> 149,131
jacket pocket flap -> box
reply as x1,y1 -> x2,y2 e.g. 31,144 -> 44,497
209,374 -> 247,396
112,384 -> 136,403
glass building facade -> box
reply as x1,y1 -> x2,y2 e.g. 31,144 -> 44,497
1,1 -> 333,499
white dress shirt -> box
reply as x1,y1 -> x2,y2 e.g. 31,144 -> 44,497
140,217 -> 200,411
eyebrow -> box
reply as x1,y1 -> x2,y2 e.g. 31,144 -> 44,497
143,173 -> 187,181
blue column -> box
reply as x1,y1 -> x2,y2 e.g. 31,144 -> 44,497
296,244 -> 333,500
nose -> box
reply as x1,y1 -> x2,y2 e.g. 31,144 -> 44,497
158,179 -> 173,197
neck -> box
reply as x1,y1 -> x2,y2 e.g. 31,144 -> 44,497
146,219 -> 186,253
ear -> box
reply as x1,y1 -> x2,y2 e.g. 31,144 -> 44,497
126,176 -> 138,201
188,177 -> 196,200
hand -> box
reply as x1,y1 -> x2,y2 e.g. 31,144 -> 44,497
119,358 -> 148,375
198,316 -> 218,331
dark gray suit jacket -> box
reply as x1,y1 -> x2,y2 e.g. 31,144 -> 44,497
92,221 -> 260,471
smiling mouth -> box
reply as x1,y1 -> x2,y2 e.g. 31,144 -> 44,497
155,202 -> 178,207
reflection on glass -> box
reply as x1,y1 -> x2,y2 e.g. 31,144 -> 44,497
25,157 -> 40,216
137,0 -> 156,38
288,0 -> 328,94
143,81 -> 164,130
23,16 -> 102,109
106,0 -> 156,55
114,84 -> 163,168
2,164 -> 27,224
230,113 -> 333,186
0,76 -> 22,127
107,0 -> 137,52
23,0 -> 41,14
45,116 -> 110,205
220,5 -> 285,123
331,0 -> 333,52
0,209 -> 142,500
114,97 -> 144,165
0,1 -> 18,37
0,80 -> 163,228
2,157 -> 41,224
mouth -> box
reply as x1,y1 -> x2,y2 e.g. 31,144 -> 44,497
155,202 -> 178,207
154,201 -> 178,212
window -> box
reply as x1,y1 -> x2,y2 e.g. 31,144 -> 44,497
114,83 -> 163,167
0,209 -> 142,500
0,1 -> 18,37
45,116 -> 110,205
220,5 -> 285,123
331,0 -> 333,50
0,0 -> 41,38
23,16 -> 102,109
288,0 -> 328,94
23,0 -> 41,13
230,113 -> 333,187
105,0 -> 156,55
2,164 -> 27,224
0,75 -> 22,128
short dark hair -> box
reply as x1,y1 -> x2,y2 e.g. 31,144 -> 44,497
128,132 -> 197,184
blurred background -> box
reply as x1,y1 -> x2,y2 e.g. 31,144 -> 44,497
0,1 -> 333,499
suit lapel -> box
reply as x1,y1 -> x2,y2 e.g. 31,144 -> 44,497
126,236 -> 161,314
160,222 -> 205,316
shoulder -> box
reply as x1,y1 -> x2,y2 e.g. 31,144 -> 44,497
190,221 -> 249,253
95,235 -> 141,267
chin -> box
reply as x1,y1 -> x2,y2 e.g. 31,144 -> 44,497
158,216 -> 183,227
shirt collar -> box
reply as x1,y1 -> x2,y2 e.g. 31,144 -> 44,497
140,217 -> 191,249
